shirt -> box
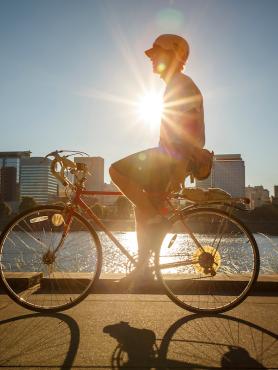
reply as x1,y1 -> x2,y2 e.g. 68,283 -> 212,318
159,72 -> 205,155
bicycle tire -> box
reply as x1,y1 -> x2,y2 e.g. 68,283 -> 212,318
0,205 -> 102,312
155,207 -> 260,314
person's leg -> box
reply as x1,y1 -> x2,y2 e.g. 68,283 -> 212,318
109,166 -> 158,219
134,206 -> 152,268
109,170 -> 154,273
109,148 -> 172,282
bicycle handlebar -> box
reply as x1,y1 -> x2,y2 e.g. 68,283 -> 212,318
45,150 -> 88,189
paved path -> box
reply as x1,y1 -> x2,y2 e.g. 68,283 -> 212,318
0,293 -> 277,369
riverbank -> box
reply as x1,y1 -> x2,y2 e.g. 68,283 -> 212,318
1,217 -> 278,235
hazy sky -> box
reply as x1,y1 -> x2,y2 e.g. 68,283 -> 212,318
0,0 -> 277,193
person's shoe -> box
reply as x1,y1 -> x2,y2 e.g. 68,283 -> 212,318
118,267 -> 155,292
118,268 -> 141,286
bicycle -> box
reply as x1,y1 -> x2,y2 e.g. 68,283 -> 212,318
0,150 -> 260,313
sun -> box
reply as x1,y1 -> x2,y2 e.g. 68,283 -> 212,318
137,91 -> 163,128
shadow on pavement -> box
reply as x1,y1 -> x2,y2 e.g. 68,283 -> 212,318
0,312 -> 79,369
104,314 -> 277,369
104,321 -> 158,369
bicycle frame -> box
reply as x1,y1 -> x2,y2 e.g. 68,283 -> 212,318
57,187 -> 207,272
63,188 -> 138,267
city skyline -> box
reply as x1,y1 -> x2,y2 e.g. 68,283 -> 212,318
196,154 -> 245,198
0,0 -> 277,194
0,150 -> 277,202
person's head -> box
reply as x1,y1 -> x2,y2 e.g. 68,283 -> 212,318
145,34 -> 189,78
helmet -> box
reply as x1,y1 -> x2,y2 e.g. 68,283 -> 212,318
145,34 -> 189,63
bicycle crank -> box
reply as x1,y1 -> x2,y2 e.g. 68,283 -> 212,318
193,245 -> 221,275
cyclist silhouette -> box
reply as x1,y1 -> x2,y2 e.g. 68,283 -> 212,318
103,321 -> 156,364
110,34 -> 205,287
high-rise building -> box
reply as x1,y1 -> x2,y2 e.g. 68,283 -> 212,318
274,186 -> 278,198
196,154 -> 245,197
20,157 -> 58,204
74,157 -> 104,191
271,185 -> 278,206
245,185 -> 270,209
0,151 -> 31,201
0,167 -> 17,201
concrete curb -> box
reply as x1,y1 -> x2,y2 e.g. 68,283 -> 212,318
92,274 -> 278,295
1,273 -> 277,295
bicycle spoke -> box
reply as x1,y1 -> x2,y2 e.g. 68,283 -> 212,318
156,207 -> 259,313
0,206 -> 101,312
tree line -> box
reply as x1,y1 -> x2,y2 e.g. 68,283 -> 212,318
0,195 -> 134,230
1,196 -> 278,231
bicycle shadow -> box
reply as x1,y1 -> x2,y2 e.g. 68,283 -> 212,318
103,314 -> 277,369
0,312 -> 79,369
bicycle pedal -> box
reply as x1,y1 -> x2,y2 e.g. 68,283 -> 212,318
167,234 -> 177,248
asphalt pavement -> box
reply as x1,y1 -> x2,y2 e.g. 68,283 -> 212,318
0,289 -> 278,369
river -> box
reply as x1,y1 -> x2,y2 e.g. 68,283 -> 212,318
99,232 -> 278,274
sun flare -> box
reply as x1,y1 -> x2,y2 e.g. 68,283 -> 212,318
137,91 -> 163,128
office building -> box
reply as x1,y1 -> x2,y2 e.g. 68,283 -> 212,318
20,157 -> 58,204
0,151 -> 31,201
245,185 -> 270,209
271,185 -> 278,206
274,186 -> 278,198
196,154 -> 245,197
0,167 -> 17,201
74,156 -> 104,191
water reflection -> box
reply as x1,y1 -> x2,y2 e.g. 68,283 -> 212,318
99,232 -> 278,274
3,231 -> 277,274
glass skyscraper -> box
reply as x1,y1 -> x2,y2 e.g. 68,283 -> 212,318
0,151 -> 31,201
20,157 -> 58,204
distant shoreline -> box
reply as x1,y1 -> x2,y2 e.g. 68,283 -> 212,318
1,219 -> 278,235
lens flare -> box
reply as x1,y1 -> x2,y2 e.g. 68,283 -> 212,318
137,91 -> 163,128
157,63 -> 166,73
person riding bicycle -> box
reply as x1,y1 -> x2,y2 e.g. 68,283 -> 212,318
109,34 -> 205,285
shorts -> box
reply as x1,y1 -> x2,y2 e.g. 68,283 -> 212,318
111,147 -> 175,193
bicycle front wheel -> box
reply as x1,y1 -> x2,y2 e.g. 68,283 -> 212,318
0,205 -> 102,312
155,207 -> 260,313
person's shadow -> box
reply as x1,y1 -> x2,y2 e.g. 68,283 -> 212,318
103,321 -> 157,369
103,315 -> 276,369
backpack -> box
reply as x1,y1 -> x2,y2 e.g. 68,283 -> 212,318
169,148 -> 214,192
189,148 -> 214,182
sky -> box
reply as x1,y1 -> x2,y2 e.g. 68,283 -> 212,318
0,0 -> 277,193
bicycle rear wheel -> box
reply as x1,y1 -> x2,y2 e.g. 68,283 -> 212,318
0,205 -> 102,312
155,207 -> 259,313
